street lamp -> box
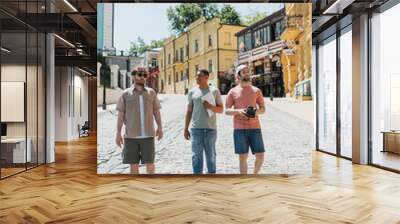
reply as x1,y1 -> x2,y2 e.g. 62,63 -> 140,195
100,63 -> 110,110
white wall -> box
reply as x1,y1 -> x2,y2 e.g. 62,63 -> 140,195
1,63 -> 46,164
54,67 -> 89,141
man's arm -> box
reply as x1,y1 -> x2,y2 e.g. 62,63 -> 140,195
203,101 -> 224,113
205,90 -> 224,113
256,89 -> 265,115
224,91 -> 245,117
225,108 -> 243,116
214,103 -> 224,113
184,104 -> 193,140
116,111 -> 124,133
154,109 -> 163,140
154,109 -> 162,129
256,105 -> 265,115
153,93 -> 163,140
115,111 -> 124,147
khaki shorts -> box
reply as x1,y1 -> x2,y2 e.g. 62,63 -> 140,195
122,137 -> 155,164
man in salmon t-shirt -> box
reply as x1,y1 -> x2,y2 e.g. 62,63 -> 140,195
225,64 -> 266,174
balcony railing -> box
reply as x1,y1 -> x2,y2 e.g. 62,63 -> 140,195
237,40 -> 285,64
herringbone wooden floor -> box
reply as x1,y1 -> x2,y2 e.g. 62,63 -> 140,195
1,135 -> 400,224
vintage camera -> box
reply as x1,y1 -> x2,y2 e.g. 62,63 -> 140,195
245,106 -> 257,118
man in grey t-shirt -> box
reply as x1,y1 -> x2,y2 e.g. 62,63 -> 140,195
184,69 -> 223,174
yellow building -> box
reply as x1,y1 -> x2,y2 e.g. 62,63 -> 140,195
158,17 -> 245,94
280,3 -> 312,100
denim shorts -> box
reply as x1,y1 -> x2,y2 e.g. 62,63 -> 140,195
233,129 -> 265,154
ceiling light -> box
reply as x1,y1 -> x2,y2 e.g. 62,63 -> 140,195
322,0 -> 355,15
63,0 -> 78,12
54,34 -> 75,48
78,67 -> 93,76
1,47 -> 11,53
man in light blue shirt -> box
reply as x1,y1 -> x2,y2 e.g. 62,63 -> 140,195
184,69 -> 223,174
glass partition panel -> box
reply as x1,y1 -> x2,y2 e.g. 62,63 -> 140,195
339,27 -> 352,158
317,35 -> 337,154
371,3 -> 400,171
1,31 -> 27,178
27,31 -> 38,169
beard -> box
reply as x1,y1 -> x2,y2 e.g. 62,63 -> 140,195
240,80 -> 251,87
134,80 -> 145,86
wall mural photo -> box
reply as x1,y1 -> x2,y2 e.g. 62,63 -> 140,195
97,3 -> 313,175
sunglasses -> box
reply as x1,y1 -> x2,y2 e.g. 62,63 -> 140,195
136,73 -> 148,78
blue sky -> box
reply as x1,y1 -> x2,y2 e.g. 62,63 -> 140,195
113,3 -> 284,52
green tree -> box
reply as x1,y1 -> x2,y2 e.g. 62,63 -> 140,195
219,4 -> 241,25
149,39 -> 165,49
243,11 -> 268,26
167,3 -> 243,34
198,3 -> 219,20
167,3 -> 203,34
129,37 -> 164,55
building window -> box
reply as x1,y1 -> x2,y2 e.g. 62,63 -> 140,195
181,71 -> 184,81
208,35 -> 212,47
175,72 -> 178,82
168,75 -> 171,84
260,28 -> 265,45
255,64 -> 264,75
195,64 -> 199,74
224,32 -> 231,45
175,50 -> 178,62
186,44 -> 189,58
244,32 -> 252,50
180,47 -> 184,62
238,35 -> 245,52
265,26 -> 271,44
208,59 -> 213,73
168,54 -> 171,65
271,23 -> 277,41
151,58 -> 157,67
273,21 -> 282,41
254,28 -> 265,47
194,39 -> 199,53
254,30 -> 261,47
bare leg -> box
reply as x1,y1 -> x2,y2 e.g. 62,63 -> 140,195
254,153 -> 264,174
146,163 -> 155,174
239,154 -> 248,174
130,164 -> 139,174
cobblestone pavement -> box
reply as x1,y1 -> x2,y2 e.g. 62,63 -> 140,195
97,94 -> 313,174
